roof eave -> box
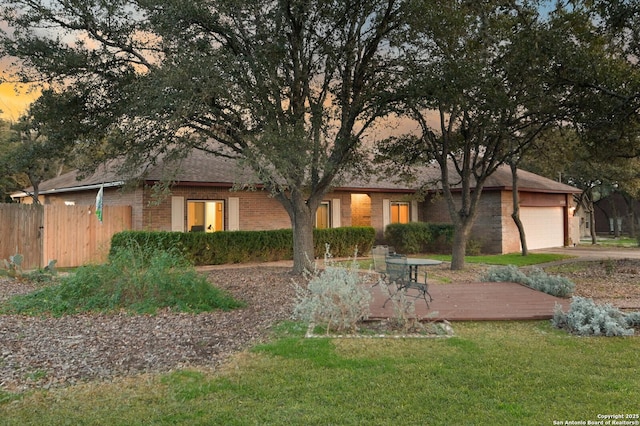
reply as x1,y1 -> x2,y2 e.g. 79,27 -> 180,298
11,181 -> 125,199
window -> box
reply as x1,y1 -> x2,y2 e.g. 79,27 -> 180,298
316,202 -> 330,229
390,202 -> 410,224
187,201 -> 224,232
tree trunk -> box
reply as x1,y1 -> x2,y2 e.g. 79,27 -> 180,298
608,196 -> 621,237
450,222 -> 471,270
29,181 -> 41,205
622,193 -> 636,238
289,197 -> 316,275
589,206 -> 597,244
510,161 -> 528,256
512,212 -> 528,255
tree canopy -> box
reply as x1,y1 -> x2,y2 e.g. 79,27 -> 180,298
1,0 -> 413,272
3,0 -> 640,271
378,0 -> 567,269
548,0 -> 640,158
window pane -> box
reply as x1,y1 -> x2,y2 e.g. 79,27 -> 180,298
187,202 -> 205,232
391,202 -> 409,224
187,201 -> 224,232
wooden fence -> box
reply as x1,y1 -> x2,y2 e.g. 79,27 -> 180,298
0,204 -> 132,269
0,204 -> 44,270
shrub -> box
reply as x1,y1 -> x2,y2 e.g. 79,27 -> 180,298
376,277 -> 418,332
293,250 -> 372,334
625,311 -> 640,327
481,265 -> 575,297
481,264 -> 528,284
111,227 -> 375,266
552,297 -> 635,337
384,223 -> 454,254
1,243 -> 243,316
524,268 -> 575,297
465,238 -> 482,256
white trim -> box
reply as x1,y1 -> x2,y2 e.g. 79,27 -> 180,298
411,200 -> 418,222
228,197 -> 240,230
383,199 -> 390,230
171,196 -> 185,232
11,181 -> 125,199
331,198 -> 341,228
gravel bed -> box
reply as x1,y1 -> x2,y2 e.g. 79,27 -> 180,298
0,267 -> 298,392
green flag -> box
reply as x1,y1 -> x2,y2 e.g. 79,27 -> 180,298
95,184 -> 104,223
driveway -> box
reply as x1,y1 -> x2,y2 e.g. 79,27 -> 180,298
534,245 -> 640,261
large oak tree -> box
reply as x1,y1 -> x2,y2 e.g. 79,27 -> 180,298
1,0 -> 413,273
379,0 -> 565,269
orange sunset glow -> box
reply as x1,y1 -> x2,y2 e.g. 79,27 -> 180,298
0,81 -> 39,121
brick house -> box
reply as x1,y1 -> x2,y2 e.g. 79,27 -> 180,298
12,150 -> 581,254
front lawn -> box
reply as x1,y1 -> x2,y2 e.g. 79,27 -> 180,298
427,252 -> 573,266
358,252 -> 570,271
2,321 -> 638,425
582,237 -> 639,247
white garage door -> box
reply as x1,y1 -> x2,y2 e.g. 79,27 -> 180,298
520,207 -> 564,250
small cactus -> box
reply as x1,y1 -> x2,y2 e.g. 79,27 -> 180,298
3,253 -> 24,278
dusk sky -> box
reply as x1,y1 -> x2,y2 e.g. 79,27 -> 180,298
0,20 -> 40,121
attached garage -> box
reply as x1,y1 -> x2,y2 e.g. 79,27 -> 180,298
519,206 -> 565,250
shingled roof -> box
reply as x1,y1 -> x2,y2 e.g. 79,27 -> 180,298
16,149 -> 580,196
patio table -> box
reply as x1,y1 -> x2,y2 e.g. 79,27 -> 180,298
385,257 -> 442,283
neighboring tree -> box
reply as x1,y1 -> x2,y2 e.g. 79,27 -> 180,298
520,127 -> 640,243
379,1 -> 564,269
548,1 -> 640,160
0,0 -> 413,273
507,155 -> 528,256
0,104 -> 70,204
544,1 -> 640,241
0,118 -> 24,202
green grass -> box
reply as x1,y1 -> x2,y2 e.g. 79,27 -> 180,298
0,246 -> 243,316
2,321 -> 639,425
582,237 -> 639,247
357,252 -> 570,270
422,252 -> 572,266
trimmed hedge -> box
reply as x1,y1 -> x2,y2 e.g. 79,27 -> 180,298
384,222 -> 454,254
110,227 -> 375,266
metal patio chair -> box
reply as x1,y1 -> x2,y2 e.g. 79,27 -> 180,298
383,255 -> 432,308
371,245 -> 390,278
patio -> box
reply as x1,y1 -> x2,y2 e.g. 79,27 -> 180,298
368,281 -> 569,321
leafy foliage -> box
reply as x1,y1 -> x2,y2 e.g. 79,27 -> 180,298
110,227 -> 375,266
481,265 -> 575,297
481,264 -> 528,284
377,1 -> 571,269
0,106 -> 72,203
384,223 -> 454,254
1,244 -> 242,316
552,297 -> 636,337
0,0 -> 412,273
524,268 -> 576,298
625,311 -> 640,327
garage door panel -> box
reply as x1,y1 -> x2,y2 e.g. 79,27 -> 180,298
520,207 -> 564,250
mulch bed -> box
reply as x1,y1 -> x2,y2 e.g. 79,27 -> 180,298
0,267 -> 297,392
1,258 -> 639,392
